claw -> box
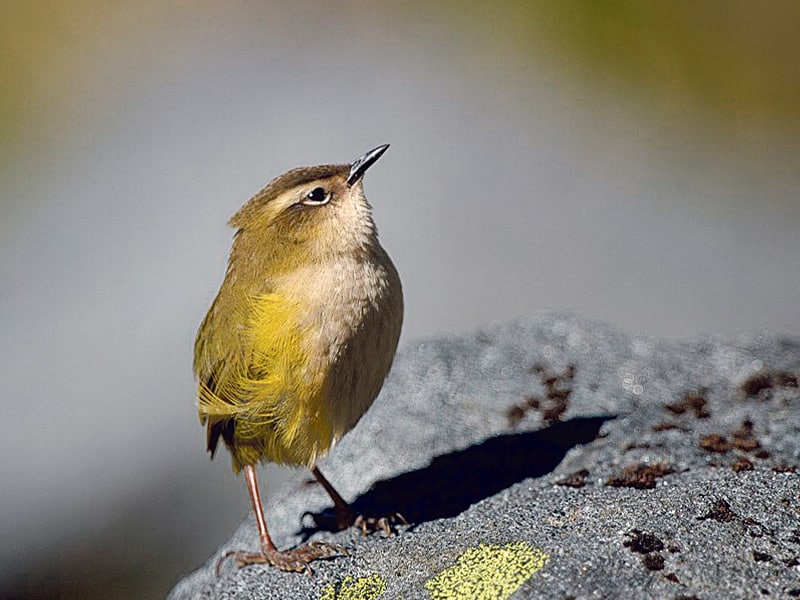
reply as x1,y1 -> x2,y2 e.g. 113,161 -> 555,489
215,541 -> 345,575
352,512 -> 408,537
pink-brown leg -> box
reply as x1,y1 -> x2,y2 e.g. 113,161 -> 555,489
217,465 -> 345,575
312,466 -> 407,536
311,466 -> 356,530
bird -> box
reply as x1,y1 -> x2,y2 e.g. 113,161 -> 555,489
193,144 -> 403,574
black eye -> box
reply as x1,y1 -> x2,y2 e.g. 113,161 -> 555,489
306,187 -> 327,203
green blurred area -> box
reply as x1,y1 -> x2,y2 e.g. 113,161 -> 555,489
533,0 -> 800,121
3,0 -> 798,157
1,1 -> 101,149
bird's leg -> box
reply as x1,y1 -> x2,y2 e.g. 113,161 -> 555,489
217,465 -> 345,575
311,466 -> 407,536
312,466 -> 356,529
245,463 -> 277,555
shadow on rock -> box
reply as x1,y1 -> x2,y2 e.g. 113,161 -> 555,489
302,415 -> 611,537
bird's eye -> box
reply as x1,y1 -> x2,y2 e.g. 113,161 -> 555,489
303,187 -> 330,205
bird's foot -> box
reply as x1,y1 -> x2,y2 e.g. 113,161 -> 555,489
353,511 -> 408,537
216,541 -> 346,575
303,507 -> 408,537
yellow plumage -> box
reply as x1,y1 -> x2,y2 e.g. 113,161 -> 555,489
197,292 -> 333,467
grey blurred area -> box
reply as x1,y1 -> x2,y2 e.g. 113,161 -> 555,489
1,2 -> 798,598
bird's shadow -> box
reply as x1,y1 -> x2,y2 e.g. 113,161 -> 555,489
300,415 -> 611,538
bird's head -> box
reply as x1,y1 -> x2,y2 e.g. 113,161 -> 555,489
228,145 -> 390,269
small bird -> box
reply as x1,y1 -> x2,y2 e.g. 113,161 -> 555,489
194,145 -> 403,573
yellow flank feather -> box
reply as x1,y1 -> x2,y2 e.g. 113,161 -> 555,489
197,292 -> 335,469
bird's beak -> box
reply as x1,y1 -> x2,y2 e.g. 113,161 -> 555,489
347,144 -> 390,186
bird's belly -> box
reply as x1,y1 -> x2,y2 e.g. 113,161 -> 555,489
237,275 -> 401,468
301,292 -> 402,454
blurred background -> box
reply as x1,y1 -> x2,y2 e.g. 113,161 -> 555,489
2,1 -> 798,598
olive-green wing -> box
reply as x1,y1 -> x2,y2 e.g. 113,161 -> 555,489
193,291 -> 250,458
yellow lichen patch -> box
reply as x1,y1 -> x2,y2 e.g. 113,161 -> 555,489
424,541 -> 549,600
319,574 -> 387,600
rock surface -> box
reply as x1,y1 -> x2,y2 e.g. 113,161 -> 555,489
168,314 -> 800,600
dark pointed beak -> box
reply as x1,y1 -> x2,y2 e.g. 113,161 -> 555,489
347,144 -> 389,186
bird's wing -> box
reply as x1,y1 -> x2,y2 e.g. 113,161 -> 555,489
194,289 -> 308,458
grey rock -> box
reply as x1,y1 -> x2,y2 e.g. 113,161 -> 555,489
168,313 -> 800,599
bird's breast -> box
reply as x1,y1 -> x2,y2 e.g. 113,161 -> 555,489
276,251 -> 403,438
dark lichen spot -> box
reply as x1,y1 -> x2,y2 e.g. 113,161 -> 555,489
506,405 -> 526,427
525,396 -> 541,409
732,457 -> 754,472
732,419 -> 754,438
753,550 -> 773,562
698,499 -> 737,523
741,372 -> 773,396
742,517 -> 774,540
699,433 -> 731,453
624,530 -> 665,553
775,370 -> 799,387
740,369 -> 798,397
664,401 -> 687,415
555,469 -> 590,488
685,390 -> 710,418
727,419 -> 765,455
733,437 -> 761,452
541,403 -> 568,422
606,463 -> 675,490
642,552 -> 665,571
664,389 -> 710,418
772,464 -> 797,473
507,365 -> 576,426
